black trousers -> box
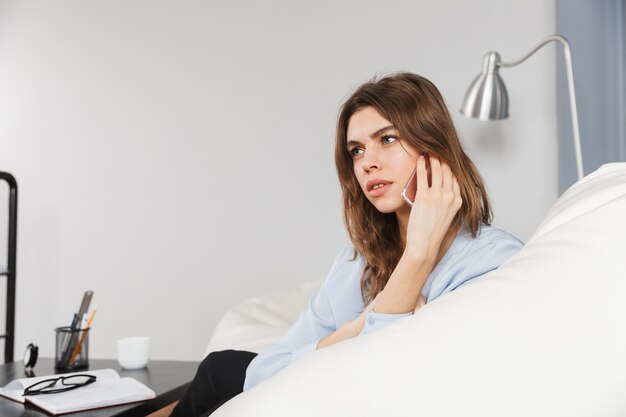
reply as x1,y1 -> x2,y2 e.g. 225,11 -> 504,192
170,350 -> 257,417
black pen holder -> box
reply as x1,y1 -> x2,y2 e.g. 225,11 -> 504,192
55,326 -> 89,371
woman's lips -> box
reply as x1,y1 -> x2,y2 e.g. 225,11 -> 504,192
368,183 -> 392,197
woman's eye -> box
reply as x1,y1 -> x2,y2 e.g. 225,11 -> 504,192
349,148 -> 364,157
382,135 -> 398,144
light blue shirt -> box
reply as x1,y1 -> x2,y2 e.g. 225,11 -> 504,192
243,225 -> 523,391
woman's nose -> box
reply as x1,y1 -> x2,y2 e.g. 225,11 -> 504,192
361,149 -> 381,172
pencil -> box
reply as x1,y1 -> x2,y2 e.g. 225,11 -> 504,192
68,306 -> 98,366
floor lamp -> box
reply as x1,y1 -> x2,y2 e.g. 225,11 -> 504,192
460,34 -> 584,181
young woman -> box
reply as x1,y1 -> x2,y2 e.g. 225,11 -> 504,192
170,72 -> 522,417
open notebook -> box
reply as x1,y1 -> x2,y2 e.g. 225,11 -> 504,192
0,368 -> 155,415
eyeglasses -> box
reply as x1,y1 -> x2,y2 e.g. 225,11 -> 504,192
23,374 -> 97,396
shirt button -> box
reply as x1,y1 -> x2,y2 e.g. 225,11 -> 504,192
367,317 -> 375,326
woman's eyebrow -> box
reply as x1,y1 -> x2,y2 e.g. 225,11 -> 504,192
370,125 -> 396,138
346,125 -> 397,147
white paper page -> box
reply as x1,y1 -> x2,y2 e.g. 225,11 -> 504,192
0,369 -> 120,404
28,377 -> 155,415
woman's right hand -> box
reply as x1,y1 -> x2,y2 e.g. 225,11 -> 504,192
365,156 -> 460,317
404,154 -> 462,262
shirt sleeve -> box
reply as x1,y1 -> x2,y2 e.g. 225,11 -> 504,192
432,235 -> 523,299
361,230 -> 523,333
360,310 -> 412,334
243,247 -> 351,391
455,237 -> 522,289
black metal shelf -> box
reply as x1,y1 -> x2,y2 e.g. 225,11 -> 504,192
0,171 -> 17,364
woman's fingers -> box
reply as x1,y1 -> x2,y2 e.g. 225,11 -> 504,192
441,161 -> 452,191
430,156 -> 442,189
417,154 -> 443,192
416,154 -> 454,192
416,154 -> 428,192
452,177 -> 462,209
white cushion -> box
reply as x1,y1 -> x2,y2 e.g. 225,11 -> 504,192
214,163 -> 626,417
205,278 -> 323,355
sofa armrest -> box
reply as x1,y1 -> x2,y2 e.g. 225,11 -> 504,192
205,278 -> 324,355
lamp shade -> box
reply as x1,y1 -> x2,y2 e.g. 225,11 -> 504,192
460,51 -> 509,121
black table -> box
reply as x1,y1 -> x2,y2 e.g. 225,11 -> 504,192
0,358 -> 199,417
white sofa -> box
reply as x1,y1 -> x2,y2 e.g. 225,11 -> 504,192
209,163 -> 626,417
206,278 -> 323,355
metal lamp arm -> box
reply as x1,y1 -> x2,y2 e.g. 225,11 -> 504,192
499,35 -> 566,68
499,35 -> 584,180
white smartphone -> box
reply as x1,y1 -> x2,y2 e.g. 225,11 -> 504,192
401,169 -> 417,207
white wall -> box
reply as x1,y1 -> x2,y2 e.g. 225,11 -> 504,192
0,0 -> 556,361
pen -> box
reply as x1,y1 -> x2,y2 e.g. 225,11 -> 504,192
61,313 -> 80,354
60,291 -> 93,368
68,306 -> 98,365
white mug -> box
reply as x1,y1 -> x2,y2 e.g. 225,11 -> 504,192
117,336 -> 151,369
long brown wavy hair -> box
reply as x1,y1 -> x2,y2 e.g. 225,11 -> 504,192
335,72 -> 492,304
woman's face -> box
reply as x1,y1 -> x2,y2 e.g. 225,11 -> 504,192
346,106 -> 419,214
